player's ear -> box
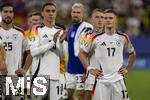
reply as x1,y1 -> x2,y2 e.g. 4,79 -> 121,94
115,15 -> 118,24
115,19 -> 118,25
41,11 -> 44,18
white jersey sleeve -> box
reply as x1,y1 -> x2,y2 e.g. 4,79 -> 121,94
13,26 -> 29,52
124,34 -> 135,53
22,38 -> 30,52
31,41 -> 55,57
29,25 -> 56,57
80,33 -> 96,53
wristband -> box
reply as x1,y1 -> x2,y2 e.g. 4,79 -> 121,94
87,66 -> 93,71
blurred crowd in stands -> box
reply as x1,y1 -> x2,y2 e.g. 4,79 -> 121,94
0,0 -> 149,37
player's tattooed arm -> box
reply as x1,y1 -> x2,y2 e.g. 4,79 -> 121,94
0,44 -> 8,75
15,50 -> 32,75
125,38 -> 136,72
119,37 -> 136,75
23,50 -> 32,72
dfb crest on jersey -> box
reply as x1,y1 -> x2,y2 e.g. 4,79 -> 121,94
116,39 -> 121,47
71,32 -> 75,38
12,34 -> 18,41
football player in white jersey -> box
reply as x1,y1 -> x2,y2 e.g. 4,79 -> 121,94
83,8 -> 104,100
23,11 -> 43,76
0,2 -> 31,75
16,12 -> 43,76
25,11 -> 43,100
23,2 -> 66,100
0,2 -> 31,100
79,9 -> 136,100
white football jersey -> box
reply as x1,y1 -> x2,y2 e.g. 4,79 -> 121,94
81,32 -> 134,82
29,25 -> 63,80
0,26 -> 29,75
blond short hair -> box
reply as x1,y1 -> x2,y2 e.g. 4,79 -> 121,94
72,3 -> 84,11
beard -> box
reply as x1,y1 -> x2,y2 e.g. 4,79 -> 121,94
2,17 -> 13,24
73,20 -> 79,23
72,17 -> 81,23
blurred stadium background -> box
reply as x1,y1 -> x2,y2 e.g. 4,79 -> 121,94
0,0 -> 150,100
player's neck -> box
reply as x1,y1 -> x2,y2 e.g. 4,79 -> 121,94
43,20 -> 55,28
73,19 -> 82,24
0,22 -> 12,30
105,27 -> 116,35
94,27 -> 103,33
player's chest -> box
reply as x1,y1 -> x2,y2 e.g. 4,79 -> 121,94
95,35 -> 124,49
38,28 -> 59,44
0,32 -> 22,51
94,36 -> 124,56
0,31 -> 22,42
97,39 -> 123,49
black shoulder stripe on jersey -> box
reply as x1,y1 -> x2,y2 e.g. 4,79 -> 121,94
13,25 -> 25,36
96,32 -> 104,37
116,31 -> 129,41
13,25 -> 23,31
92,32 -> 104,40
117,31 -> 125,36
32,23 -> 44,28
36,24 -> 44,28
30,24 -> 43,32
54,23 -> 66,30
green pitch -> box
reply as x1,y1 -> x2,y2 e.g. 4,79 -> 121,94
125,69 -> 150,100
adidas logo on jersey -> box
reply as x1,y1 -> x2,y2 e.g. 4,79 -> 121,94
101,42 -> 106,46
43,34 -> 48,38
6,36 -> 9,39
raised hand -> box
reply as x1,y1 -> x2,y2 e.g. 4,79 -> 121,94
59,30 -> 67,43
53,30 -> 61,43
